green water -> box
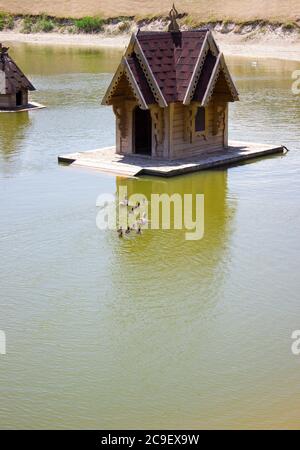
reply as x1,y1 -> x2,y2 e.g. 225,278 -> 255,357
0,43 -> 300,429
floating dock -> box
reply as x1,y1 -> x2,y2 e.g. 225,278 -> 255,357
0,102 -> 46,113
58,141 -> 286,178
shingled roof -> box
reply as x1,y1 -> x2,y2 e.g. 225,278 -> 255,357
102,29 -> 239,110
0,43 -> 35,95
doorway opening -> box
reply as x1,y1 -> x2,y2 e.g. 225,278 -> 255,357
133,107 -> 152,156
16,91 -> 23,107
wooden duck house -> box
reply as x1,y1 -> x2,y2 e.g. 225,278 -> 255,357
0,43 -> 35,110
59,7 -> 284,175
102,6 -> 239,160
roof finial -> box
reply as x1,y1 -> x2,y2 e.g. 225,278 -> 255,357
168,3 -> 180,32
0,43 -> 9,66
0,43 -> 9,54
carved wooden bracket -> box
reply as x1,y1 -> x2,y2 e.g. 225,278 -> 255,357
150,105 -> 164,155
213,104 -> 226,136
184,104 -> 197,143
113,103 -> 128,139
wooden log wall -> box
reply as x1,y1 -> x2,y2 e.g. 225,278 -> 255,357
170,96 -> 228,160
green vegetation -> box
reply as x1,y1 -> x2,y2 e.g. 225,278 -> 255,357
223,19 -> 233,26
32,15 -> 55,32
180,15 -> 203,29
75,16 -> 104,33
0,12 -> 298,36
6,14 -> 14,29
282,21 -> 296,31
20,14 -> 56,33
20,16 -> 33,33
0,12 -> 14,30
134,13 -> 159,23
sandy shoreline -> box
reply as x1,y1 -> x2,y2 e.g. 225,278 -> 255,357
0,30 -> 300,61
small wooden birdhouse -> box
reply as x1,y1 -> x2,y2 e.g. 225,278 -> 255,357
102,5 -> 239,160
0,43 -> 35,110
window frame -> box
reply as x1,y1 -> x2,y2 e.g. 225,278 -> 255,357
194,106 -> 206,135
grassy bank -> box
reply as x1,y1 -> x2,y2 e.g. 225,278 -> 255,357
0,13 -> 106,34
0,12 -> 299,37
0,0 -> 300,22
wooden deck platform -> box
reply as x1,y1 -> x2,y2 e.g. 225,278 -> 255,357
58,141 -> 286,178
0,102 -> 46,113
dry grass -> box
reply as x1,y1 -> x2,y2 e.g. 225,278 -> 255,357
0,0 -> 299,21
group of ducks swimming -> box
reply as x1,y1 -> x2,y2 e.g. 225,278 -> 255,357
117,197 -> 148,238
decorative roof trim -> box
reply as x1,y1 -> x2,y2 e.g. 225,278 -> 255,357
124,33 -> 136,57
134,38 -> 168,108
101,61 -> 125,105
101,57 -> 149,110
207,31 -> 220,57
219,53 -> 239,101
201,53 -> 239,107
183,32 -> 209,105
123,58 -> 148,110
101,31 -> 238,109
201,53 -> 222,106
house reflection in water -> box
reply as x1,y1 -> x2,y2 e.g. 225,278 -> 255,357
0,111 -> 31,163
109,170 -> 237,313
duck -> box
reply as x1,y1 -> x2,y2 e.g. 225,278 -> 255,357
119,197 -> 129,207
138,212 -> 149,226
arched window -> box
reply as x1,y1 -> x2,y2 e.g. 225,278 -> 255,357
195,107 -> 206,132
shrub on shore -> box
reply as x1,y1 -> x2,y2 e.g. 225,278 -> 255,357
282,21 -> 296,31
0,12 -> 14,30
33,15 -> 55,33
21,16 -> 33,33
20,15 -> 56,33
75,16 -> 104,33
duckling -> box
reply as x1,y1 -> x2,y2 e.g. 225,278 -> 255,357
125,226 -> 131,235
136,226 -> 142,235
117,227 -> 123,238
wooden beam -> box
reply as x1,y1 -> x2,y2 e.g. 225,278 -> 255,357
201,53 -> 222,107
219,54 -> 239,101
124,33 -> 137,57
101,61 -> 125,106
101,56 -> 149,110
183,33 -> 209,106
207,31 -> 220,57
201,52 -> 239,107
168,103 -> 175,159
123,58 -> 148,110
